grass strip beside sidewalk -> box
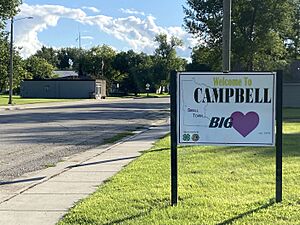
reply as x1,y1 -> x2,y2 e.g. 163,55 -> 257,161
58,112 -> 300,224
0,95 -> 82,106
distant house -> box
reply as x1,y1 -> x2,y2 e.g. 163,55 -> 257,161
20,79 -> 106,99
53,70 -> 79,79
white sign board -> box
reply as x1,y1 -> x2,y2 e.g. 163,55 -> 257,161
178,72 -> 276,146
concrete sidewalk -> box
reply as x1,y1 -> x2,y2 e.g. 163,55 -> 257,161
0,122 -> 169,225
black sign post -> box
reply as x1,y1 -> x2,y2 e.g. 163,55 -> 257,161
276,71 -> 283,202
170,71 -> 178,206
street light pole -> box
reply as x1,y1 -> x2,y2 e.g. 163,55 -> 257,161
8,17 -> 14,105
8,16 -> 33,105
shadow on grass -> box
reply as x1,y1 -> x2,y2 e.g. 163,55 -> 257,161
103,200 -> 169,225
61,198 -> 170,225
144,147 -> 170,153
217,199 -> 275,225
144,144 -> 187,154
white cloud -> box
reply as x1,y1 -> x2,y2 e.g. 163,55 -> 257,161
80,14 -> 197,57
120,8 -> 145,16
15,3 -> 86,57
15,3 -> 197,59
82,6 -> 100,13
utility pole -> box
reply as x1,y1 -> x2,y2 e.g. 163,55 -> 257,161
78,31 -> 82,49
222,0 -> 232,72
78,31 -> 83,76
8,17 -> 14,104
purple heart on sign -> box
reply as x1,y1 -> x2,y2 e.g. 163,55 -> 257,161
231,111 -> 260,137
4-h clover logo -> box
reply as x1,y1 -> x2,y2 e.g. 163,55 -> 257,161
183,134 -> 190,141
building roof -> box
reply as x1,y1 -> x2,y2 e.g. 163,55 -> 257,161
53,70 -> 79,78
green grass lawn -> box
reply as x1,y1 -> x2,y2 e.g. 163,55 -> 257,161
0,95 -> 84,106
0,94 -> 168,106
107,93 -> 169,99
136,93 -> 170,98
58,109 -> 300,225
284,108 -> 300,121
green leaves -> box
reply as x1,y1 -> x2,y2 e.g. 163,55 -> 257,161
24,56 -> 55,79
0,0 -> 21,28
153,34 -> 186,88
0,0 -> 21,91
184,0 -> 298,71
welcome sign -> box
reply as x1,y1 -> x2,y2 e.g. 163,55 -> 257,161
177,72 -> 276,146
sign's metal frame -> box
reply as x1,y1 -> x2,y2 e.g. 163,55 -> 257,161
170,71 -> 283,206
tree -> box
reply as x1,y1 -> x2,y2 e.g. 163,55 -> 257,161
153,34 -> 186,91
112,50 -> 136,94
287,0 -> 300,59
0,0 -> 21,28
113,50 -> 154,95
82,45 -> 121,82
13,55 -> 31,93
0,38 -> 31,92
56,48 -> 74,70
154,34 -> 184,59
184,0 -> 297,71
0,0 -> 22,92
24,56 -> 55,79
134,53 -> 155,92
0,35 -> 9,92
34,46 -> 58,68
187,45 -> 217,71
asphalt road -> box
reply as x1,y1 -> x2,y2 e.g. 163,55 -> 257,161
0,97 -> 169,181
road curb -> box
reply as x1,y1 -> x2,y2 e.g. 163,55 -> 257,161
0,119 -> 169,205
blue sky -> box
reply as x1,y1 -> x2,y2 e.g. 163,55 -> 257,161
9,0 -> 199,59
